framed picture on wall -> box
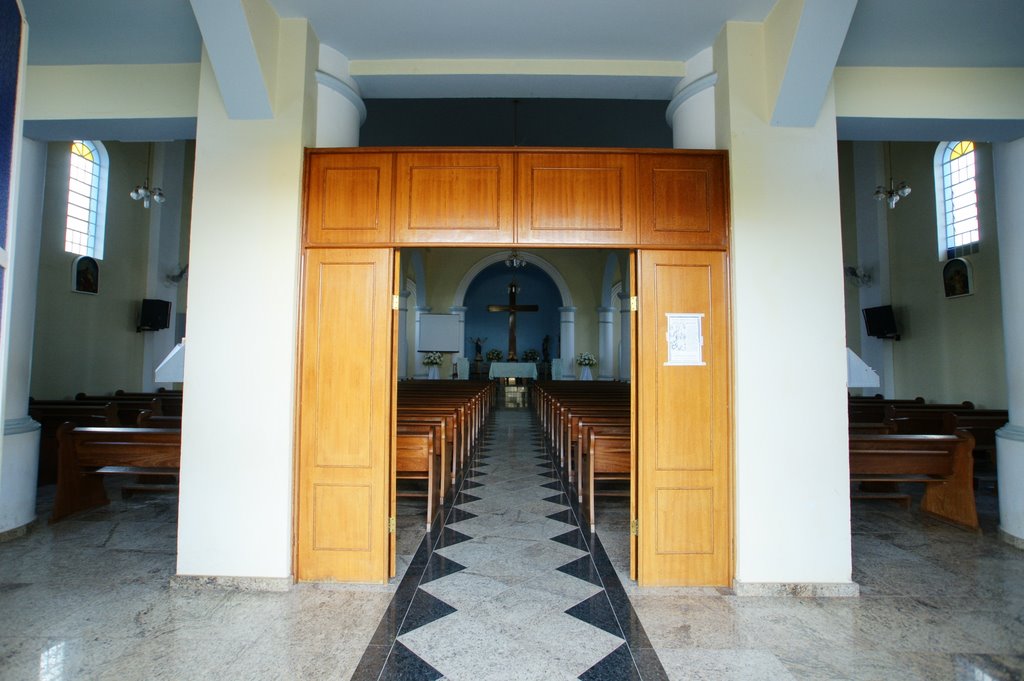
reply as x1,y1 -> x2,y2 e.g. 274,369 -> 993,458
943,257 -> 972,298
72,255 -> 99,294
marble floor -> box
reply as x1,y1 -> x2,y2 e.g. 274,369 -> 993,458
1,404 -> 1022,680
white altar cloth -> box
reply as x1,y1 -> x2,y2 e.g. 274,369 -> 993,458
488,362 -> 538,380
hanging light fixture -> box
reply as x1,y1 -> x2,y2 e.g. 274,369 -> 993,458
874,142 -> 911,209
505,249 -> 527,269
130,143 -> 166,209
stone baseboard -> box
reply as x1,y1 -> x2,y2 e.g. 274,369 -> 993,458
170,574 -> 293,592
999,527 -> 1024,551
732,580 -> 860,598
0,524 -> 28,543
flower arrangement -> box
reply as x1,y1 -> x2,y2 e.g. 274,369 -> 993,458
576,352 -> 597,367
521,349 -> 539,362
486,349 -> 504,361
422,351 -> 444,366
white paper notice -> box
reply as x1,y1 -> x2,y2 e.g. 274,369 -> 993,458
665,313 -> 705,366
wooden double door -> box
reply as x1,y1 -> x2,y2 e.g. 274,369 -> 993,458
295,247 -> 730,587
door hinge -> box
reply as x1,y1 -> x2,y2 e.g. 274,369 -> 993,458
392,295 -> 401,310
388,516 -> 396,533
629,296 -> 638,312
630,519 -> 639,536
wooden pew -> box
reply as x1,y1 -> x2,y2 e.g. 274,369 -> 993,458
581,428 -> 631,533
77,392 -> 183,419
51,423 -> 181,522
136,410 -> 182,428
572,412 -> 629,489
394,380 -> 494,526
848,396 -> 928,423
396,410 -> 452,499
396,423 -> 440,530
28,401 -> 119,485
531,381 -> 631,533
849,431 -> 978,530
886,405 -> 1007,454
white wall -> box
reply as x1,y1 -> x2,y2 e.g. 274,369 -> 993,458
717,22 -> 854,588
30,141 -> 152,398
887,142 -> 1007,408
142,141 -> 193,391
175,16 -> 316,579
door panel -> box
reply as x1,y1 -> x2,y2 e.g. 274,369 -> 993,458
297,248 -> 394,582
394,152 -> 514,243
637,250 -> 730,586
517,152 -> 638,244
638,153 -> 728,248
629,252 -> 638,582
304,153 -> 394,245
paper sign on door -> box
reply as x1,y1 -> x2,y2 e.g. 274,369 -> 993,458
665,313 -> 705,366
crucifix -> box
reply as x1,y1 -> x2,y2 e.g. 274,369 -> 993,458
487,279 -> 538,361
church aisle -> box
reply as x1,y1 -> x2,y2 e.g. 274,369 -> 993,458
352,405 -> 668,681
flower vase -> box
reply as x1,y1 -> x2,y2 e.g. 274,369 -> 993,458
579,366 -> 593,381
427,365 -> 439,380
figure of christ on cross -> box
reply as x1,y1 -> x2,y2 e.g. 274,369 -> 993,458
487,280 -> 538,362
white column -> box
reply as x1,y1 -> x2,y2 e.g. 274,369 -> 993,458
618,292 -> 632,382
143,141 -> 187,391
597,306 -> 615,380
315,46 -> 365,148
0,139 -> 45,537
559,306 -> 576,380
852,142 -> 894,397
449,305 -> 468,379
666,47 -> 717,150
718,23 -> 854,592
397,291 -> 411,379
449,306 -> 467,360
993,137 -> 1024,548
414,306 -> 431,378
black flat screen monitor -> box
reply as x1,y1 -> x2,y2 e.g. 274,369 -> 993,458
863,305 -> 899,339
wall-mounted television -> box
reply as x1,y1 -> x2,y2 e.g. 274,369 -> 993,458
862,305 -> 899,340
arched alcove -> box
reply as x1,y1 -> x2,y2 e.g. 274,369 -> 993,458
453,251 -> 574,364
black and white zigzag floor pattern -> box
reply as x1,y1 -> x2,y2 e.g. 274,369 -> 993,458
352,407 -> 668,681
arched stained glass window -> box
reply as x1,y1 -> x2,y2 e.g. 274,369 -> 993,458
65,140 -> 107,259
934,140 -> 979,260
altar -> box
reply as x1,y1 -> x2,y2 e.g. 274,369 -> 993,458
488,362 -> 538,380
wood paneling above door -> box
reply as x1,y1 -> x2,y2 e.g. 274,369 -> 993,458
394,152 -> 514,243
303,148 -> 729,248
516,152 -> 638,245
638,153 -> 728,248
305,153 -> 394,245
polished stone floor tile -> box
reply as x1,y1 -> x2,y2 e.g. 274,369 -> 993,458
3,402 -> 1022,681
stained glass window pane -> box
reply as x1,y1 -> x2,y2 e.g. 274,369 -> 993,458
939,141 -> 980,259
64,140 -> 106,259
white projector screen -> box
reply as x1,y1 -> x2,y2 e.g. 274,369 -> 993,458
418,314 -> 461,352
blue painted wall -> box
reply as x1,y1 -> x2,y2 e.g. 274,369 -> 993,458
463,263 -> 561,361
1,0 -> 22,249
